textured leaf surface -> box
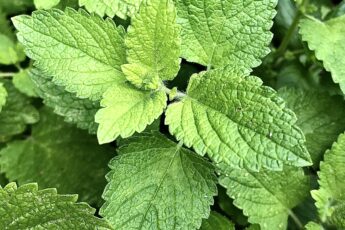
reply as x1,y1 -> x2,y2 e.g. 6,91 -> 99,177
0,183 -> 111,229
30,69 -> 99,133
165,68 -> 311,171
12,69 -> 38,97
0,83 -> 7,112
12,8 -> 127,100
201,211 -> 235,230
219,165 -> 309,230
0,81 -> 39,141
311,133 -> 345,228
278,88 -> 345,165
300,16 -> 345,94
101,131 -> 217,229
0,108 -> 112,205
123,0 -> 181,87
34,0 -> 60,9
79,0 -> 143,19
175,0 -> 276,69
95,81 -> 167,144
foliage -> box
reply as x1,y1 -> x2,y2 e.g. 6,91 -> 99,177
0,0 -> 344,229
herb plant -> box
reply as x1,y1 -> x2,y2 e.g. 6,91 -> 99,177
0,0 -> 345,229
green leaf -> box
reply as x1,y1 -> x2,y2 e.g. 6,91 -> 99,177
201,211 -> 235,230
278,88 -> 345,165
165,68 -> 312,171
0,83 -> 7,112
311,133 -> 345,228
300,15 -> 345,94
0,182 -> 111,229
34,0 -> 60,9
78,0 -> 143,19
0,80 -> 39,141
12,8 -> 127,101
219,165 -> 310,230
100,131 -> 217,229
95,81 -> 167,144
12,69 -> 38,97
0,9 -> 15,40
0,108 -> 112,205
305,222 -> 324,230
122,0 -> 181,88
175,0 -> 277,69
0,34 -> 20,65
30,69 -> 99,133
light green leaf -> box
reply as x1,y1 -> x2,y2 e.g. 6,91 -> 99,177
34,0 -> 60,9
311,133 -> 345,228
165,68 -> 311,171
12,69 -> 38,97
0,183 -> 111,229
0,83 -> 7,112
12,8 -> 127,101
0,80 -> 39,141
305,222 -> 324,230
95,81 -> 167,144
201,211 -> 235,230
30,69 -> 99,133
100,131 -> 217,229
175,0 -> 277,69
0,108 -> 112,205
0,34 -> 19,65
300,15 -> 345,94
123,0 -> 181,88
219,165 -> 309,230
79,0 -> 143,19
278,88 -> 345,165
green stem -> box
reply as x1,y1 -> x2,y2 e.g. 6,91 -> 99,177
0,72 -> 16,78
160,84 -> 186,99
289,210 -> 303,229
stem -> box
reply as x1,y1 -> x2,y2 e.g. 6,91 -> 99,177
275,0 -> 309,57
160,84 -> 186,99
0,72 -> 16,78
289,210 -> 303,229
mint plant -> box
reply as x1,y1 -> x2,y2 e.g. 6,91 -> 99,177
0,0 -> 345,229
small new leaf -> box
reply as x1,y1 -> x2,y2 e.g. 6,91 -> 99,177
300,15 -> 345,94
95,81 -> 167,144
0,183 -> 111,229
101,131 -> 217,229
165,68 -> 311,171
0,83 -> 7,112
12,8 -> 127,100
124,0 -> 181,87
311,133 -> 345,228
201,211 -> 235,230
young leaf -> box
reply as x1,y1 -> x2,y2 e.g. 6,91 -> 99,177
300,15 -> 345,94
0,108 -> 113,205
34,0 -> 60,9
0,34 -> 21,65
95,81 -> 167,144
12,8 -> 127,101
305,222 -> 324,230
0,183 -> 111,229
123,0 -> 181,88
311,133 -> 345,228
165,68 -> 311,171
79,0 -> 143,19
12,69 -> 38,97
100,131 -> 217,229
175,0 -> 277,69
278,88 -> 345,165
219,165 -> 310,230
0,83 -> 7,112
0,80 -> 39,141
30,69 -> 99,133
201,211 -> 235,230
